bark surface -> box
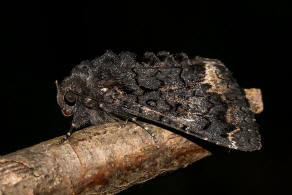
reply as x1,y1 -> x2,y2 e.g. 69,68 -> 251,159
0,89 -> 262,195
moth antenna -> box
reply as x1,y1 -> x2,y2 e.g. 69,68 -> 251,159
55,80 -> 59,91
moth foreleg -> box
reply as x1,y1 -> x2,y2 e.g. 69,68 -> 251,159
59,126 -> 73,143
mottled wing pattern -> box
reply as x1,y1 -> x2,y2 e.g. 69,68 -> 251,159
112,53 -> 261,151
57,51 -> 261,151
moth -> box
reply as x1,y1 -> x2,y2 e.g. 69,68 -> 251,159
56,51 -> 261,151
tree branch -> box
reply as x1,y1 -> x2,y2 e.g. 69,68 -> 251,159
0,88 -> 262,195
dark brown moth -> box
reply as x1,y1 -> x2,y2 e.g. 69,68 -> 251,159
56,51 -> 261,151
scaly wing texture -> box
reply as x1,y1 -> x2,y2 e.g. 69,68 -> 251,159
107,52 -> 261,151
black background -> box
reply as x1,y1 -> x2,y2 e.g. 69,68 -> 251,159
1,1 -> 290,195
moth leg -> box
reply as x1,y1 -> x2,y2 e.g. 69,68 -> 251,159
59,125 -> 74,143
130,117 -> 159,146
121,118 -> 129,128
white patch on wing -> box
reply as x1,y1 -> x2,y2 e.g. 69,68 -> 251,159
227,128 -> 241,149
202,63 -> 227,95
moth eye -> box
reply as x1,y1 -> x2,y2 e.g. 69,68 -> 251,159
64,91 -> 77,106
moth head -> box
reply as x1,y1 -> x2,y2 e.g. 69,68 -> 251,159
56,79 -> 102,117
56,80 -> 79,117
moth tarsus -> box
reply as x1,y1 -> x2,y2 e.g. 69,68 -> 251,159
59,126 -> 73,144
129,117 -> 159,145
56,51 -> 261,151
